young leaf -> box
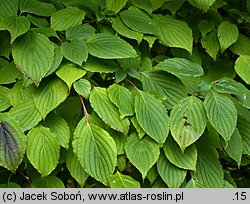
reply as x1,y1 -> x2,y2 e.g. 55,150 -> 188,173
218,21 -> 239,52
33,78 -> 68,118
89,87 -> 130,134
107,84 -> 134,118
61,40 -> 88,66
225,128 -> 242,166
26,126 -> 60,177
0,114 -> 26,172
134,91 -> 169,144
66,147 -> 89,186
73,118 -> 117,183
188,0 -> 216,11
110,130 -> 127,155
51,7 -> 85,31
73,79 -> 91,98
86,33 -> 137,59
56,63 -> 87,89
153,14 -> 193,53
3,16 -> 30,43
163,136 -> 197,170
109,171 -> 140,188
43,113 -> 71,149
204,92 -> 237,141
157,151 -> 187,188
142,71 -> 188,109
235,55 -> 250,85
0,86 -> 11,112
170,96 -> 206,151
120,6 -> 156,34
12,31 -> 54,85
155,58 -> 203,77
193,144 -> 224,188
9,100 -> 42,131
125,133 -> 160,179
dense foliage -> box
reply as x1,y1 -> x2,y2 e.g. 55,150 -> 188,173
0,0 -> 250,188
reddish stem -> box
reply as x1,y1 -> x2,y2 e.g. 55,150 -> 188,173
126,79 -> 141,92
79,95 -> 89,125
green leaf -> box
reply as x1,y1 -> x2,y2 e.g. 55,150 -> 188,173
150,0 -> 171,10
120,6 -> 156,34
188,0 -> 216,11
0,62 -> 22,85
157,151 -> 187,188
142,71 -> 188,109
66,147 -> 89,186
130,116 -> 145,139
225,128 -> 242,166
0,86 -> 11,112
163,136 -> 197,170
0,0 -> 18,17
73,79 -> 91,98
61,40 -> 88,66
3,16 -> 30,43
51,7 -> 85,31
235,55 -> 250,85
107,84 -> 134,118
90,87 -> 130,134
237,117 -> 250,155
12,31 -> 54,85
155,58 -> 204,77
218,21 -> 239,52
33,78 -> 68,118
125,133 -> 160,179
0,114 -> 26,171
230,34 -> 250,56
83,56 -> 119,73
73,118 -> 117,183
170,96 -> 206,151
212,77 -> 250,109
46,45 -> 63,76
43,113 -> 71,149
134,91 -> 169,144
66,24 -> 95,41
56,63 -> 87,89
86,33 -> 137,59
19,0 -> 56,17
0,182 -> 20,188
204,92 -> 237,141
32,176 -> 65,188
153,14 -> 193,53
27,14 -> 49,28
201,29 -> 220,60
193,144 -> 224,188
110,130 -> 127,155
164,0 -> 185,15
109,171 -> 140,188
9,100 -> 42,131
198,20 -> 215,39
111,16 -> 143,43
117,155 -> 127,171
31,27 -> 59,39
26,126 -> 60,177
105,0 -> 127,13
131,0 -> 152,14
